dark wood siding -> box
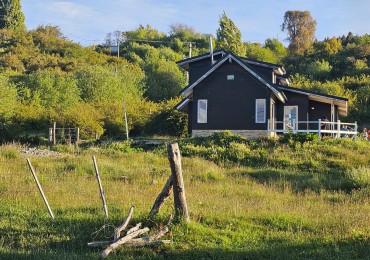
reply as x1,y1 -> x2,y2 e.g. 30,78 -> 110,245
191,61 -> 271,130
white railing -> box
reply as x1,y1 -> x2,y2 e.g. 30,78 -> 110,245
267,119 -> 358,140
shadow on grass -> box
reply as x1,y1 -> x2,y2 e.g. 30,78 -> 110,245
230,169 -> 356,193
2,236 -> 369,260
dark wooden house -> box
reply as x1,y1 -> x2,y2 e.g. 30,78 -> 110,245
175,50 -> 349,138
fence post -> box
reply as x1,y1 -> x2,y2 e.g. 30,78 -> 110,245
49,128 -> 53,143
26,159 -> 54,220
318,119 -> 321,140
167,143 -> 189,223
76,127 -> 80,145
92,156 -> 109,218
337,120 -> 341,139
53,122 -> 56,146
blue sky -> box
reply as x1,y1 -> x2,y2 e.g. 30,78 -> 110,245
22,0 -> 370,46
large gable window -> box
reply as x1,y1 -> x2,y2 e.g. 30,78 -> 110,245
197,99 -> 208,123
255,99 -> 266,123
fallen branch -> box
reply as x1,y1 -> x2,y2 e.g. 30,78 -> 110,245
150,176 -> 173,216
101,227 -> 150,258
126,222 -> 141,235
114,205 -> 135,241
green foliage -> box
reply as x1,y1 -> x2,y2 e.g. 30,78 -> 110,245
0,0 -> 25,31
145,98 -> 188,137
0,74 -> 17,120
216,11 -> 246,56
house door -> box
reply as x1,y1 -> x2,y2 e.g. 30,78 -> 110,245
284,106 -> 298,130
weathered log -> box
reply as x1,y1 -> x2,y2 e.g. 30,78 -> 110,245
149,175 -> 173,216
123,239 -> 172,247
101,227 -> 149,258
126,222 -> 141,235
114,205 -> 134,241
167,143 -> 190,223
87,240 -> 112,247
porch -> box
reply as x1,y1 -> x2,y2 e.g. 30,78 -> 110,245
267,119 -> 358,140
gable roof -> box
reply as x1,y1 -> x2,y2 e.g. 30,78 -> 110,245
179,52 -> 286,103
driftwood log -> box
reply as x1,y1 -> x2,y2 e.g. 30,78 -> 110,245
88,206 -> 172,258
101,227 -> 150,258
114,205 -> 134,241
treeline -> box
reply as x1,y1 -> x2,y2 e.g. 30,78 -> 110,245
0,3 -> 369,142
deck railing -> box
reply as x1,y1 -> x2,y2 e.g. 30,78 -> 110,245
267,119 -> 358,140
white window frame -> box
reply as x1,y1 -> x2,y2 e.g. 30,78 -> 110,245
255,99 -> 266,123
197,99 -> 208,123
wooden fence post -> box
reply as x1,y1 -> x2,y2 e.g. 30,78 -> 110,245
53,122 -> 56,146
92,156 -> 109,218
167,143 -> 189,223
26,158 -> 54,220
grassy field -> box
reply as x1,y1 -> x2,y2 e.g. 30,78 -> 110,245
1,136 -> 370,259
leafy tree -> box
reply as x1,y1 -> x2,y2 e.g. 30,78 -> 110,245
0,75 -> 17,121
0,0 -> 25,31
264,38 -> 287,62
281,10 -> 316,55
245,42 -> 276,63
25,70 -> 81,112
216,11 -> 246,56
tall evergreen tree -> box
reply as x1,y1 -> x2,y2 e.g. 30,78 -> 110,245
216,11 -> 246,56
0,0 -> 25,30
281,10 -> 316,55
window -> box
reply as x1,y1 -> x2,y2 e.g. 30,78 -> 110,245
197,99 -> 207,123
255,99 -> 266,123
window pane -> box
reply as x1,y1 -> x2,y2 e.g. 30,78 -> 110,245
198,100 -> 207,123
256,99 -> 265,123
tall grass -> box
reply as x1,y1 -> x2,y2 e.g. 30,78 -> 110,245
0,137 -> 370,259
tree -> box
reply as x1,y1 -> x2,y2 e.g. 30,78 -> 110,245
281,10 -> 316,55
216,11 -> 246,56
0,0 -> 25,31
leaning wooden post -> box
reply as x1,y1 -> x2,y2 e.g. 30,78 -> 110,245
26,158 -> 54,220
167,143 -> 189,223
92,156 -> 109,218
149,175 -> 173,217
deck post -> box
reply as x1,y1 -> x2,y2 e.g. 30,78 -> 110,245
318,119 -> 321,140
354,121 -> 358,141
267,119 -> 270,137
337,120 -> 341,139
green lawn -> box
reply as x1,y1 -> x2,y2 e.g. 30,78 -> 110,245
1,138 -> 370,259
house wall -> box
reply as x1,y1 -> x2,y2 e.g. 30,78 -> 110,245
191,61 -> 272,131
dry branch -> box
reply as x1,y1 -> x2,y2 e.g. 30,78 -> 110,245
126,223 -> 141,235
114,205 -> 134,241
101,227 -> 150,258
149,175 -> 173,216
